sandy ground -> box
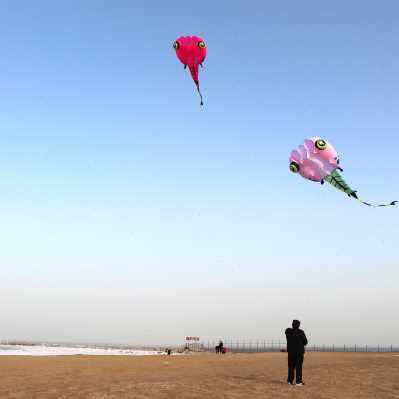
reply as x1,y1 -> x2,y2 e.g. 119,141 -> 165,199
0,352 -> 398,398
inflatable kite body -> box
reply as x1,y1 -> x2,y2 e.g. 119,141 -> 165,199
289,137 -> 397,207
173,35 -> 207,105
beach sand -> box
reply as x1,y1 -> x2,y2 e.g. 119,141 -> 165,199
0,352 -> 398,398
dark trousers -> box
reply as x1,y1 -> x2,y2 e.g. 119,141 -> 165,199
287,352 -> 304,383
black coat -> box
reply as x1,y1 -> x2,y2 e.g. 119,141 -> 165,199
285,328 -> 308,354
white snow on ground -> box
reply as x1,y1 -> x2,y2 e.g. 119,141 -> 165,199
0,345 -> 166,356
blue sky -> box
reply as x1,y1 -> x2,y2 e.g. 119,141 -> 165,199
0,1 -> 398,345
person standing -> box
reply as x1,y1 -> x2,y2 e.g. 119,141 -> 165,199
215,341 -> 224,354
285,319 -> 308,386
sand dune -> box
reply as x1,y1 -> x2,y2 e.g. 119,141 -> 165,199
0,352 -> 398,398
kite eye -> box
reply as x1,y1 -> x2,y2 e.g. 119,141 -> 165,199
173,41 -> 180,50
315,139 -> 327,150
290,161 -> 300,173
198,41 -> 206,49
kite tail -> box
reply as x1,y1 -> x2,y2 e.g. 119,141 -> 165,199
353,197 -> 397,208
324,170 -> 397,207
189,64 -> 203,106
324,170 -> 355,196
196,83 -> 203,106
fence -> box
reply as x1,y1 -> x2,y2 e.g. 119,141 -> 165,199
202,340 -> 399,353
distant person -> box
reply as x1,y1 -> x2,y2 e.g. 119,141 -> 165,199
285,319 -> 308,386
215,340 -> 224,354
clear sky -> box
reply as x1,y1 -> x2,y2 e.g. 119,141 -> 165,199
0,0 -> 398,345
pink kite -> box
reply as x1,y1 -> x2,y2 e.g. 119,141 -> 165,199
289,137 -> 397,207
173,35 -> 207,106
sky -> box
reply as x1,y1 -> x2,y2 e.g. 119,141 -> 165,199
0,0 -> 398,346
